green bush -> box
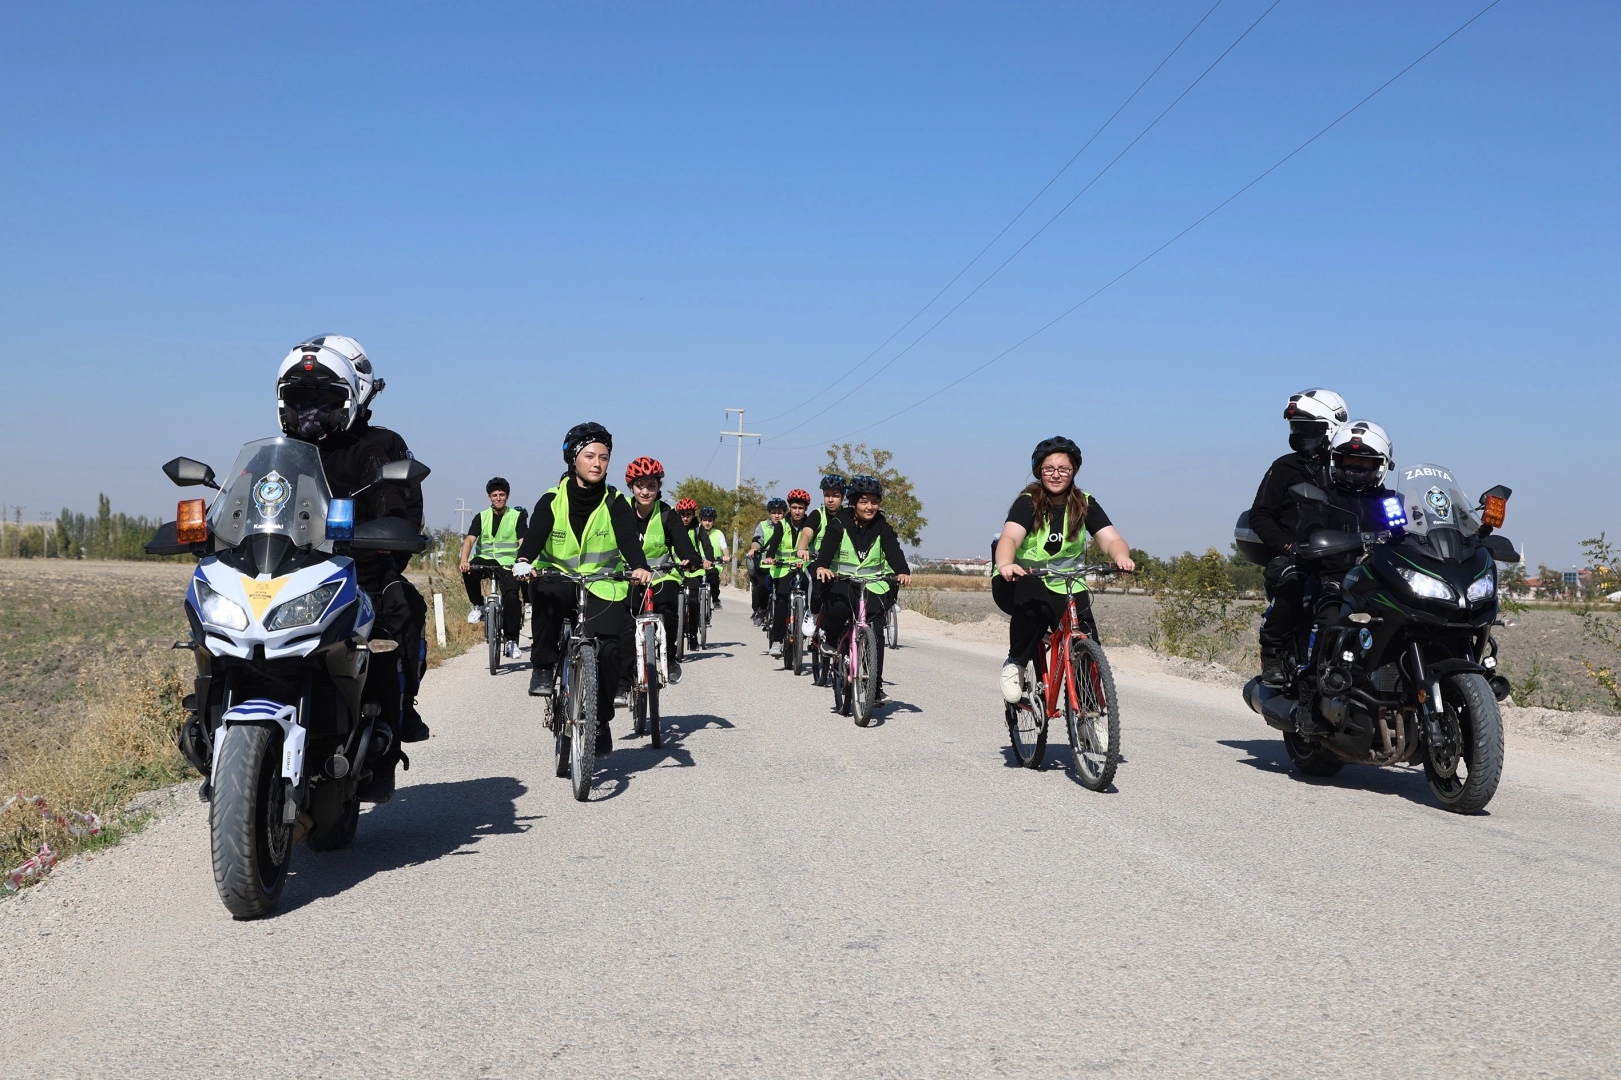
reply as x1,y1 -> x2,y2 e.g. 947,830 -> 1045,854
1151,548 -> 1261,662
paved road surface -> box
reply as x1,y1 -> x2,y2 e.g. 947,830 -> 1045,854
5,594 -> 1619,1078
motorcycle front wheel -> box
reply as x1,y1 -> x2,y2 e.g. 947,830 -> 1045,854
1425,673 -> 1504,814
210,723 -> 292,919
1282,731 -> 1344,777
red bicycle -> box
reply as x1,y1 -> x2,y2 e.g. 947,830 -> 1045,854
1005,565 -> 1124,790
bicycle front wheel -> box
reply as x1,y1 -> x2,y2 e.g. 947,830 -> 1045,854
644,623 -> 662,749
486,597 -> 501,675
852,625 -> 878,727
569,645 -> 598,801
698,588 -> 710,649
1066,638 -> 1119,790
1007,662 -> 1047,768
786,593 -> 804,673
886,604 -> 899,649
673,593 -> 687,662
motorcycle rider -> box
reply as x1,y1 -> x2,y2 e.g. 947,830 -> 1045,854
275,335 -> 428,804
813,476 -> 912,705
1251,389 -> 1349,688
1290,420 -> 1402,737
511,422 -> 651,757
459,477 -> 527,657
622,459 -> 702,684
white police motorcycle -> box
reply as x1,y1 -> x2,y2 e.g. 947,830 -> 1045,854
147,437 -> 429,918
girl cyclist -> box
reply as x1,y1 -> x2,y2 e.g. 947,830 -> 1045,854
814,476 -> 912,705
993,436 -> 1135,705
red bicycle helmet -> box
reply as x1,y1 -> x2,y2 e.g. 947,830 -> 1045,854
786,488 -> 812,504
674,497 -> 698,512
624,456 -> 664,485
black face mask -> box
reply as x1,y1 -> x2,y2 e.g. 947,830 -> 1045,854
1289,431 -> 1327,455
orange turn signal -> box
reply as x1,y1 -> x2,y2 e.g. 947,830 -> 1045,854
1481,494 -> 1507,529
176,499 -> 208,544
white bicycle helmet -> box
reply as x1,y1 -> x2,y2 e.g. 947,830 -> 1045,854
276,335 -> 382,440
1328,420 -> 1393,491
1284,388 -> 1348,453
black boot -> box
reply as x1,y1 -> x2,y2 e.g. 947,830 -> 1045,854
530,665 -> 555,696
399,701 -> 430,743
1261,650 -> 1290,688
359,753 -> 397,804
595,722 -> 612,757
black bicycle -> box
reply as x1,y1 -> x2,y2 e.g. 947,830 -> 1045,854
533,568 -> 628,802
466,562 -> 509,676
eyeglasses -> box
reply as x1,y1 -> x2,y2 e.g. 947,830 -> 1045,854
1040,466 -> 1074,477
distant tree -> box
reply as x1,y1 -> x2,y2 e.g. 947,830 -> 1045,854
672,475 -> 769,555
822,443 -> 926,547
1535,564 -> 1566,599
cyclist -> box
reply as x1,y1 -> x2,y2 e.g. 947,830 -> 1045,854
624,459 -> 703,684
813,476 -> 911,704
698,506 -> 728,608
511,422 -> 652,758
673,498 -> 714,649
760,490 -> 812,657
459,477 -> 528,657
746,499 -> 787,625
993,437 -> 1134,705
796,473 -> 846,625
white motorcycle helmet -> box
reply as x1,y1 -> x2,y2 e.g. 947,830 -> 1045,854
275,335 -> 383,441
1283,388 -> 1349,454
1328,420 -> 1393,491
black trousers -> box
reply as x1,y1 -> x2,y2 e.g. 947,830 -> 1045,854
683,576 -> 707,639
751,568 -> 771,617
768,572 -> 808,643
819,580 -> 895,686
1258,555 -> 1308,653
993,575 -> 1099,668
707,568 -> 722,602
462,558 -> 523,641
529,578 -> 633,723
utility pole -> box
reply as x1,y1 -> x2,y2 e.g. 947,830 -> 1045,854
453,498 -> 475,534
721,409 -> 760,584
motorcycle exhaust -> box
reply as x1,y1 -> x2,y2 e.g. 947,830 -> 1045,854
1244,677 -> 1301,733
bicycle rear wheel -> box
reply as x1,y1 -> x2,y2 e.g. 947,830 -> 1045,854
486,596 -> 501,675
569,645 -> 598,801
831,643 -> 850,715
1007,662 -> 1047,768
644,623 -> 662,749
852,625 -> 877,727
1066,638 -> 1119,790
553,631 -> 572,778
673,593 -> 687,662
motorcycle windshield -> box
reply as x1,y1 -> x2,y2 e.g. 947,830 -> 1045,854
1393,462 -> 1478,537
209,438 -> 331,549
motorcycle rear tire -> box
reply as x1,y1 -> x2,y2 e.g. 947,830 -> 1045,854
1283,732 -> 1344,777
1425,673 -> 1503,814
306,779 -> 360,852
210,723 -> 292,919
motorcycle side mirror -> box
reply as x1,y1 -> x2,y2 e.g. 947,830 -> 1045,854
1478,484 -> 1512,505
375,458 -> 431,485
1288,481 -> 1328,504
1481,534 -> 1520,563
163,457 -> 219,490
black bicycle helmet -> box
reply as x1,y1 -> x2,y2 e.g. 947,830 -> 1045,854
819,473 -> 846,493
562,421 -> 613,466
699,506 -> 717,520
486,476 -> 510,495
766,497 -> 789,513
847,475 -> 883,500
1030,436 -> 1082,478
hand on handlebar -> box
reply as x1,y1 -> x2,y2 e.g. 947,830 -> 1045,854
999,563 -> 1026,581
762,557 -> 775,566
896,573 -> 911,586
1114,554 -> 1136,573
459,558 -> 472,574
630,568 -> 652,586
816,567 -> 833,582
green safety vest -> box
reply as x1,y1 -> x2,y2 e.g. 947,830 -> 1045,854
808,507 -> 838,558
638,503 -> 681,587
706,527 -> 726,565
831,523 -> 891,595
1011,492 -> 1092,595
474,507 -> 522,568
538,482 -> 628,602
769,517 -> 804,579
682,524 -> 708,581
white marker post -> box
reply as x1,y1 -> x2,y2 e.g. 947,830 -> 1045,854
432,592 -> 447,648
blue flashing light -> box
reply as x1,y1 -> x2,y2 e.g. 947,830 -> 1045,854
326,498 -> 356,541
1381,496 -> 1407,528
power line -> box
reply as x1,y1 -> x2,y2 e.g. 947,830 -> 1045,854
770,0 -> 1505,452
751,0 -> 1229,429
764,0 -> 1283,444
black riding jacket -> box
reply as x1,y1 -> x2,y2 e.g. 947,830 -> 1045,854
314,421 -> 422,593
1249,451 -> 1328,559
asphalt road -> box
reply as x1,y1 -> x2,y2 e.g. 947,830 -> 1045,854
5,592 -> 1619,1078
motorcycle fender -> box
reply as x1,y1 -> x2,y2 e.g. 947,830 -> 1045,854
216,699 -> 306,787
1426,658 -> 1488,680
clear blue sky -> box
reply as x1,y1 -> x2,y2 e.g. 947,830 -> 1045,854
1,1 -> 1612,569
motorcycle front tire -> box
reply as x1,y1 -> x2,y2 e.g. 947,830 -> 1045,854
210,723 -> 293,919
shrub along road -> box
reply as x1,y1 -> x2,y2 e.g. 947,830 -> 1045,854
3,595 -> 1619,1077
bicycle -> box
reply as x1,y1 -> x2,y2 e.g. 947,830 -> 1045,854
823,571 -> 894,727
779,556 -> 812,675
628,581 -> 668,748
885,595 -> 900,650
1004,565 -> 1123,791
467,562 -> 509,676
696,576 -> 711,650
532,567 -> 629,802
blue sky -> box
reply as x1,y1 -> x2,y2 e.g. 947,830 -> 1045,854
0,1 -> 1611,567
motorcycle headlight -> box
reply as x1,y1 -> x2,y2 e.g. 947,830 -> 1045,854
265,582 -> 342,631
1397,566 -> 1457,602
1466,573 -> 1496,603
194,578 -> 249,631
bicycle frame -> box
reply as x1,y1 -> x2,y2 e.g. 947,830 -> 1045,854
1027,567 -> 1116,719
631,581 -> 668,691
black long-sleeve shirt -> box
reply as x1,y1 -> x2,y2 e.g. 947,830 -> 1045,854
813,509 -> 911,576
514,479 -> 650,572
1249,452 -> 1326,558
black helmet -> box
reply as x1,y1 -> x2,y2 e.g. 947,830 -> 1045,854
699,506 -> 717,520
819,473 -> 846,493
486,477 -> 510,495
766,497 -> 789,513
562,422 -> 613,466
847,475 -> 883,500
1031,436 -> 1082,478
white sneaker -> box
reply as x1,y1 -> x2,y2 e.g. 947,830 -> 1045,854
769,641 -> 783,658
504,641 -> 519,658
467,608 -> 482,624
801,616 -> 816,638
1000,661 -> 1025,704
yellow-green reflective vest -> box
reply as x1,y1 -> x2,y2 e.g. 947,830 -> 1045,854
808,508 -> 834,558
538,482 -> 628,602
769,517 -> 803,579
1012,492 -> 1092,595
705,527 -> 726,564
639,504 -> 681,587
831,525 -> 891,595
475,507 -> 522,567
682,524 -> 707,581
